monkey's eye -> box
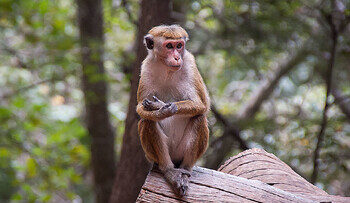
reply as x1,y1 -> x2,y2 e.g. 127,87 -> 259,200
166,43 -> 173,49
177,43 -> 182,49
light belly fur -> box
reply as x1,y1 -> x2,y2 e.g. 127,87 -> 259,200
159,115 -> 190,161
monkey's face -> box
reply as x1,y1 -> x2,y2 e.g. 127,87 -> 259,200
159,39 -> 185,71
144,35 -> 185,71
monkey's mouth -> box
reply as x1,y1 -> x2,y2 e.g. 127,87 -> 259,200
167,65 -> 181,71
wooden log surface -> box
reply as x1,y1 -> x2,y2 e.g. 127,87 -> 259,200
218,148 -> 328,195
136,148 -> 350,202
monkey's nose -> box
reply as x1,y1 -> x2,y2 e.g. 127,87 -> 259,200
174,57 -> 179,61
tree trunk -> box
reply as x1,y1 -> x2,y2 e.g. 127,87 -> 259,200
137,148 -> 350,202
109,0 -> 174,202
77,1 -> 116,202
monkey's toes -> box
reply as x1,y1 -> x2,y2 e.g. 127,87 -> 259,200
175,175 -> 189,196
164,168 -> 190,196
178,184 -> 188,196
178,168 -> 191,177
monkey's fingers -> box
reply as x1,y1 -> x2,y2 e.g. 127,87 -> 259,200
169,103 -> 178,114
143,99 -> 150,105
164,103 -> 172,108
153,96 -> 166,105
152,96 -> 161,102
159,103 -> 178,117
142,99 -> 153,111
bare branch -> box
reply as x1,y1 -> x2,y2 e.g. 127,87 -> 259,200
236,45 -> 310,121
0,43 -> 30,69
121,0 -> 138,26
211,104 -> 248,150
0,43 -> 71,99
311,5 -> 338,184
205,43 -> 310,169
205,104 -> 249,169
0,78 -> 53,99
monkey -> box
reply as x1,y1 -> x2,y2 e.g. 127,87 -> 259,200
136,25 -> 210,196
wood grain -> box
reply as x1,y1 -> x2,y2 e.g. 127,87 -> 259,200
219,148 -> 326,195
136,148 -> 350,202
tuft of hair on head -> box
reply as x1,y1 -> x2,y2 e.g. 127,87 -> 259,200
148,24 -> 189,41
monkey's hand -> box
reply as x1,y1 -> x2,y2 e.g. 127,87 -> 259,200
158,102 -> 178,117
142,96 -> 166,111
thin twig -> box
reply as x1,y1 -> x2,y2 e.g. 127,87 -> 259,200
0,78 -> 54,99
0,43 -> 30,69
121,0 -> 138,26
311,5 -> 338,184
236,43 -> 310,120
0,43 -> 70,99
210,104 -> 248,150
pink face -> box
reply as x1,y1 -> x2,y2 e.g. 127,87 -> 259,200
161,39 -> 185,70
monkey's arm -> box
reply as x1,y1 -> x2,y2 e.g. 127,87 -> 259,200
174,100 -> 207,116
137,79 -> 175,121
175,71 -> 210,116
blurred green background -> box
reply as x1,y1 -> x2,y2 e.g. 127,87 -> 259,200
0,0 -> 349,202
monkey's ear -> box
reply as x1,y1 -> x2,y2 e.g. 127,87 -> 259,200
144,34 -> 154,50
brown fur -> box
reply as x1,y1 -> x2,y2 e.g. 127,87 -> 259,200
138,119 -> 172,167
149,24 -> 189,39
137,25 -> 209,196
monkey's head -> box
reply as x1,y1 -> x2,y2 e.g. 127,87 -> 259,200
144,25 -> 189,71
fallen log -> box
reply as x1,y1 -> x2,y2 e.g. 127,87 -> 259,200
136,148 -> 350,202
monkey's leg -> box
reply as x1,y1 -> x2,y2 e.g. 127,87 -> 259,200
138,119 -> 173,169
138,119 -> 190,196
162,115 -> 208,196
179,115 -> 209,171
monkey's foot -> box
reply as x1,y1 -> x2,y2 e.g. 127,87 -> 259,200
164,168 -> 191,196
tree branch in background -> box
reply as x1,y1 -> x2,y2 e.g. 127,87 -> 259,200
311,8 -> 338,184
204,104 -> 247,169
0,43 -> 72,100
0,78 -> 52,99
205,45 -> 310,169
331,87 -> 350,121
121,0 -> 138,26
0,43 -> 30,70
210,104 -> 247,151
236,45 -> 310,121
